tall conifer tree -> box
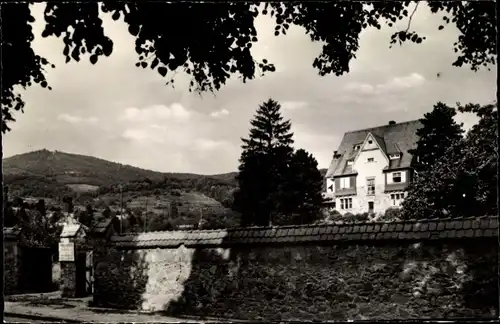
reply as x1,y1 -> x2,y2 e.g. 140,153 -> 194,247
409,102 -> 464,172
234,99 -> 294,226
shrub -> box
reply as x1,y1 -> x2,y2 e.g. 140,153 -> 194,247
379,208 -> 403,221
327,209 -> 343,222
343,212 -> 370,222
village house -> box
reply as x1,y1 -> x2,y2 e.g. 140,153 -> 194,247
324,120 -> 422,215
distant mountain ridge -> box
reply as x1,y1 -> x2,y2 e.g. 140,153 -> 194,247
3,149 -> 237,185
2,149 -> 326,205
2,149 -> 327,230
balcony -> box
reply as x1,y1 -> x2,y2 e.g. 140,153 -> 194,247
384,182 -> 408,193
335,188 -> 357,197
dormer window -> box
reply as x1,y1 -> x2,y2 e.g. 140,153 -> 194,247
354,144 -> 361,150
347,160 -> 353,166
390,153 -> 401,160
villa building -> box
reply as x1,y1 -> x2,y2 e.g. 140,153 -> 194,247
324,120 -> 422,215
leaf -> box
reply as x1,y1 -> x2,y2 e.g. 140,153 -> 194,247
158,66 -> 167,77
438,25 -> 444,30
150,58 -> 159,69
90,54 -> 98,65
112,11 -> 120,21
128,24 -> 140,36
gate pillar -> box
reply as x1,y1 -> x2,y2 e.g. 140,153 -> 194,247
59,222 -> 90,297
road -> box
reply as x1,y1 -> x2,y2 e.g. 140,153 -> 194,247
4,316 -> 71,323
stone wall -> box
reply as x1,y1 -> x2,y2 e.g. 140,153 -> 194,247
4,239 -> 19,295
60,262 -> 77,297
93,217 -> 498,320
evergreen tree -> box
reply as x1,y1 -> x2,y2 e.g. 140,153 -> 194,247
403,102 -> 497,219
170,200 -> 179,219
102,206 -> 112,219
35,199 -> 46,216
4,202 -> 17,227
234,99 -> 294,226
281,149 -> 325,225
409,102 -> 464,172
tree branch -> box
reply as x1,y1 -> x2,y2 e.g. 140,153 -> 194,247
405,2 -> 420,33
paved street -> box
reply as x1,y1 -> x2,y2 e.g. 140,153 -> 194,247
4,316 -> 70,323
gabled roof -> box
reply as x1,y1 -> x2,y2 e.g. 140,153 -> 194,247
352,132 -> 389,168
326,120 -> 422,178
90,218 -> 114,236
60,223 -> 84,238
371,133 -> 387,154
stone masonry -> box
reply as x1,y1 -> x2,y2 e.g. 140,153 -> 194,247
93,216 -> 498,321
4,228 -> 21,295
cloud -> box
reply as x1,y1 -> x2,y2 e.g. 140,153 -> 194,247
281,101 -> 309,111
194,138 -> 231,152
57,113 -> 99,124
3,4 -> 495,174
122,128 -> 163,144
122,123 -> 194,146
380,73 -> 425,91
210,109 -> 230,118
121,103 -> 192,122
345,73 -> 426,95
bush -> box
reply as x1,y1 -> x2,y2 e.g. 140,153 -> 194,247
343,212 -> 370,222
380,208 -> 403,221
326,209 -> 343,222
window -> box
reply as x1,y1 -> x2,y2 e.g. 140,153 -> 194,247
354,144 -> 361,150
367,157 -> 374,163
393,172 -> 402,183
340,177 -> 350,189
340,198 -> 352,210
390,153 -> 401,160
368,140 -> 373,144
347,160 -> 353,166
391,193 -> 404,206
367,178 -> 375,195
368,201 -> 374,212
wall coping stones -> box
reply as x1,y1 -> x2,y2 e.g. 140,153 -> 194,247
109,216 -> 498,248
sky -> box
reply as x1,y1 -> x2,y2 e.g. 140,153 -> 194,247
3,3 -> 497,175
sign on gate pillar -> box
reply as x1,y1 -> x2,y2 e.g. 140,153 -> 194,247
59,223 -> 86,297
59,242 -> 75,262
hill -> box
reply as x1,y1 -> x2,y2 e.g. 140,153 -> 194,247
3,149 -> 238,196
3,149 -> 327,228
4,149 -> 182,185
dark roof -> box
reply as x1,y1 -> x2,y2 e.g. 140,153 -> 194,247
326,120 -> 422,177
110,216 -> 498,248
91,218 -> 113,235
60,223 -> 87,238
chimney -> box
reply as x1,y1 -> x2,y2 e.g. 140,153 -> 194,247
389,120 -> 396,125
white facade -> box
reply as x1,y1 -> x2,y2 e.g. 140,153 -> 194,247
328,133 -> 411,215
